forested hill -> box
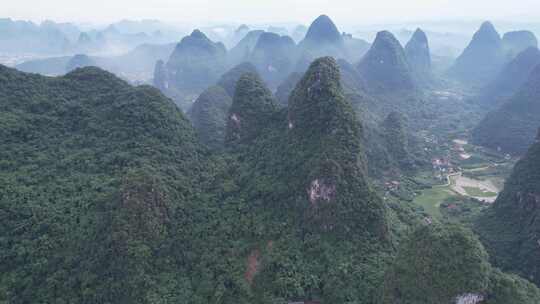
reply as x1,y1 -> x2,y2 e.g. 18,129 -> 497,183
0,65 -> 213,302
0,59 -> 392,303
2,58 -> 540,303
476,129 -> 540,287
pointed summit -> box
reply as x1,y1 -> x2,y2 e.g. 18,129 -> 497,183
478,21 -> 500,41
288,56 -> 350,135
156,29 -> 227,109
189,29 -> 206,39
405,28 -> 432,83
303,15 -> 343,45
225,73 -> 277,145
288,57 -> 387,236
357,31 -> 416,93
448,21 -> 504,85
299,15 -> 345,58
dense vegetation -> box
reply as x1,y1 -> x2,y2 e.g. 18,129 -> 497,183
188,86 -> 232,149
358,31 -> 416,93
404,28 -> 432,85
476,47 -> 540,108
153,30 -> 227,109
473,64 -> 540,155
0,59 -> 388,303
382,223 -> 540,304
0,65 -> 210,302
3,13 -> 540,300
448,21 -> 506,86
476,129 -> 540,286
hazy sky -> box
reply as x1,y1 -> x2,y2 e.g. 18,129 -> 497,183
5,0 -> 540,26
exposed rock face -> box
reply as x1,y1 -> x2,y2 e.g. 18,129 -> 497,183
298,15 -> 345,58
473,64 -> 540,155
405,28 -> 432,84
288,57 -> 387,235
225,72 -> 277,145
448,21 -> 505,86
188,86 -> 232,150
307,179 -> 336,206
476,128 -> 540,286
455,293 -> 484,304
503,30 -> 538,59
216,62 -> 258,97
249,32 -> 297,87
154,29 -> 227,107
477,47 -> 540,107
357,31 -> 416,93
244,249 -> 261,284
66,54 -> 95,72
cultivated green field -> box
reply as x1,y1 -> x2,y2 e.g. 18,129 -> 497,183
413,186 -> 454,218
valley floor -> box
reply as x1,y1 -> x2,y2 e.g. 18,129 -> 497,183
411,137 -> 514,220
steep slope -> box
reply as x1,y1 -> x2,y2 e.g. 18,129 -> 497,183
473,65 -> 540,155
503,30 -> 538,59
216,62 -> 259,97
381,111 -> 414,171
188,63 -> 260,150
404,28 -> 432,84
249,32 -> 297,88
477,47 -> 540,108
0,65 -> 209,302
476,129 -> 540,286
291,24 -> 308,42
188,85 -> 232,149
287,57 -> 388,238
153,29 -> 227,109
298,15 -> 346,58
448,21 -> 505,86
225,72 -> 277,145
274,71 -> 302,106
357,31 -> 416,93
342,33 -> 371,62
338,58 -> 368,94
218,57 -> 390,303
228,30 -> 264,66
383,223 -> 540,304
